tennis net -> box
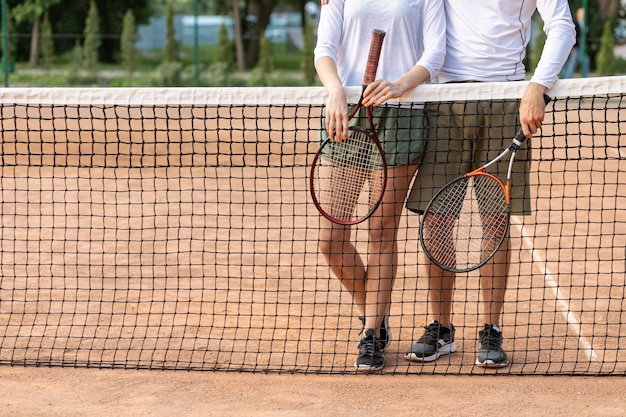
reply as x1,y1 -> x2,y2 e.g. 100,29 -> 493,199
0,77 -> 625,375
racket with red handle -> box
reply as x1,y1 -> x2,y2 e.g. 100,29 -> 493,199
420,95 -> 552,272
310,29 -> 387,225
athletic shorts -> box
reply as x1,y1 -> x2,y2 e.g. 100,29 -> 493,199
319,105 -> 426,167
405,99 -> 532,215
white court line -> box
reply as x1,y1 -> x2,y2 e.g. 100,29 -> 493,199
511,218 -> 599,362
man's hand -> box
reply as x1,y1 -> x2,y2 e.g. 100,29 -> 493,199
519,82 -> 549,138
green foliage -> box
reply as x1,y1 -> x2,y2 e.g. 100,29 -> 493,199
529,18 -> 546,73
66,40 -> 97,85
247,67 -> 267,86
153,61 -> 185,86
151,0 -> 224,15
596,20 -> 616,76
301,15 -> 316,85
248,32 -> 273,86
1,5 -> 16,56
205,61 -> 233,86
121,9 -> 138,79
164,0 -> 179,63
11,0 -> 61,23
39,12 -> 54,72
83,0 -> 100,74
214,22 -> 235,70
45,0 -> 152,62
257,33 -> 273,73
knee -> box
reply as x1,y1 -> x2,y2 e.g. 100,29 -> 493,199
369,216 -> 399,243
368,229 -> 398,252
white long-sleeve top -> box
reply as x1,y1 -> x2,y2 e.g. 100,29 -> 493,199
441,0 -> 576,88
314,0 -> 446,88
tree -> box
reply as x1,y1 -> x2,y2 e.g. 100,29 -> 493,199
568,0 -> 621,71
164,0 -> 179,63
214,22 -> 235,70
248,31 -> 273,86
256,31 -> 272,74
39,12 -> 53,73
121,9 -> 137,78
151,0 -> 228,15
232,0 -> 245,71
301,14 -> 315,85
83,0 -> 100,75
528,17 -> 546,74
596,20 -> 616,76
155,0 -> 183,86
243,0 -> 279,69
597,0 -> 620,19
11,0 -> 61,67
46,0 -> 153,63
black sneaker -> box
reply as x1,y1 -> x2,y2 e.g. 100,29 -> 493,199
354,329 -> 385,371
359,315 -> 391,350
404,320 -> 456,362
475,324 -> 509,368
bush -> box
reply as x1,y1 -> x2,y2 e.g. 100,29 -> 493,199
596,20 -> 616,76
529,18 -> 546,73
152,61 -> 186,86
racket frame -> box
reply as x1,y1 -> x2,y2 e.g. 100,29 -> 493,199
310,29 -> 387,225
419,95 -> 551,272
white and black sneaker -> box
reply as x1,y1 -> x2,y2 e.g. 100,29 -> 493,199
404,320 -> 456,362
475,324 -> 509,368
354,329 -> 385,371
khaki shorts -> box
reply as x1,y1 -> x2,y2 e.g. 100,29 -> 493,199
406,99 -> 532,214
319,105 -> 426,167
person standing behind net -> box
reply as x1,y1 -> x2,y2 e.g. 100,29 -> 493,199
403,0 -> 575,368
560,8 -> 590,79
314,0 -> 445,371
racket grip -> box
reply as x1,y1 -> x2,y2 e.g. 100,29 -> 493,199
363,29 -> 386,86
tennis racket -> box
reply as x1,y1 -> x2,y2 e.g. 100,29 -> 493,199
419,95 -> 552,272
310,29 -> 387,225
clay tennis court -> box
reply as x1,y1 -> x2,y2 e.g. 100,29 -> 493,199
0,84 -> 625,413
2,366 -> 626,416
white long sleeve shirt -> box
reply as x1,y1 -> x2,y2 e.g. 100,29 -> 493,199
441,0 -> 576,88
314,0 -> 446,88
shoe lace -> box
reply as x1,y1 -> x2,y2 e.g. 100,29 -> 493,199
359,339 -> 377,356
479,328 -> 502,350
359,335 -> 383,356
417,323 -> 441,344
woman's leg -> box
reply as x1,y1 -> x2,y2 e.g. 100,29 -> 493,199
318,217 -> 367,314
363,164 -> 419,336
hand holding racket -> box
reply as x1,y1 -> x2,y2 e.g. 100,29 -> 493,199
310,29 -> 387,225
419,95 -> 552,272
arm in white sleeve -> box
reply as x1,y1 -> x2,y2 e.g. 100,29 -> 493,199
414,0 -> 446,83
530,0 -> 576,88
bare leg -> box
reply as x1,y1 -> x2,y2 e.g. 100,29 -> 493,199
362,165 -> 418,337
421,212 -> 456,327
479,236 -> 510,327
318,220 -> 367,314
426,258 -> 455,327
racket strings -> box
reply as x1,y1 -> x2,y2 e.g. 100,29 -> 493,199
422,175 -> 509,271
314,128 -> 385,223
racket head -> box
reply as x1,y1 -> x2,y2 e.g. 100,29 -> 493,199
310,125 -> 387,225
419,173 -> 510,272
